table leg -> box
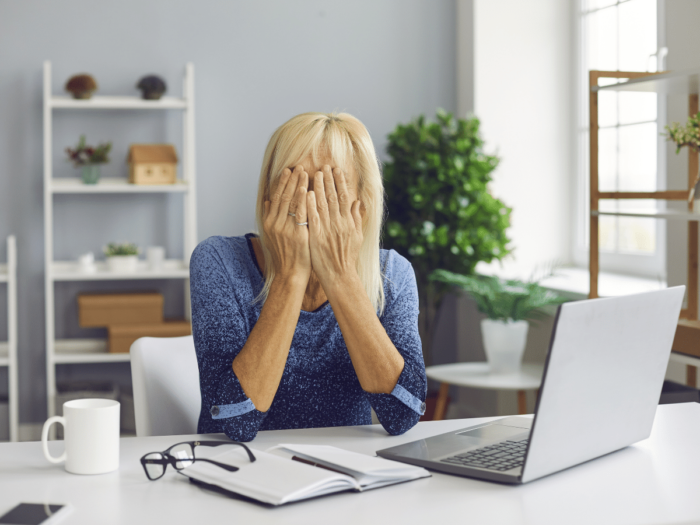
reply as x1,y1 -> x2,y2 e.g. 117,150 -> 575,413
517,390 -> 527,415
434,383 -> 450,421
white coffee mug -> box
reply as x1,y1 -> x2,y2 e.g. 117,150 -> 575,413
41,399 -> 120,475
147,246 -> 165,271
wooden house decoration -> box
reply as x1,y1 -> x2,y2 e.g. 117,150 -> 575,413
128,144 -> 178,185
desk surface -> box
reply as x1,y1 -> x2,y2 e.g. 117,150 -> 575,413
1,403 -> 699,525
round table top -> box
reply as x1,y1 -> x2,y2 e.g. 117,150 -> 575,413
425,362 -> 544,391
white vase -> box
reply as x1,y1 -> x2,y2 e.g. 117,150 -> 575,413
480,319 -> 529,374
107,255 -> 138,273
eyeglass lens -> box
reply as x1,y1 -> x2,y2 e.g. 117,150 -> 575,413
143,452 -> 166,480
170,443 -> 196,470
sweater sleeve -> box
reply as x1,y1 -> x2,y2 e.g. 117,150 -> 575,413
189,239 -> 267,442
365,254 -> 427,435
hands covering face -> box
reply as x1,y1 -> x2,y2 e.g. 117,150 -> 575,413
263,164 -> 363,286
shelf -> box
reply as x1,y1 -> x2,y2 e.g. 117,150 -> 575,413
592,209 -> 700,220
0,342 -> 8,366
0,264 -> 7,283
53,339 -> 130,364
51,178 -> 189,194
52,259 -> 189,281
594,67 -> 700,95
673,320 -> 700,359
50,95 -> 187,110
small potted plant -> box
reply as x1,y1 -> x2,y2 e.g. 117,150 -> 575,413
66,135 -> 112,184
136,75 -> 167,100
104,242 -> 139,273
665,111 -> 700,201
430,270 -> 567,373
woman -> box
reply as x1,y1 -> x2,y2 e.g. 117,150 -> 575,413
189,112 -> 426,442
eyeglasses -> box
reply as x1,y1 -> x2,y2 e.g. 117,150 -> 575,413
140,440 -> 256,481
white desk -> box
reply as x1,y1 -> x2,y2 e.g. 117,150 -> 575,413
1,403 -> 699,525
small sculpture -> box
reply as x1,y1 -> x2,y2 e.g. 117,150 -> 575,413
136,75 -> 167,100
65,74 -> 98,99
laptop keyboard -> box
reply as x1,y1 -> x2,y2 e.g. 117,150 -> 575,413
440,439 -> 529,472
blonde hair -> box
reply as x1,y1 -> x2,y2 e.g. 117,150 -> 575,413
255,112 -> 386,315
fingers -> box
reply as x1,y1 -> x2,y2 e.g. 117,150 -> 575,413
268,168 -> 292,219
275,165 -> 303,227
322,165 -> 340,218
333,168 -> 351,217
307,190 -> 321,235
294,176 -> 308,226
313,171 -> 329,222
351,200 -> 363,235
289,170 -> 309,216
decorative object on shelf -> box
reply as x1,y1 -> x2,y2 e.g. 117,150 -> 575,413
65,135 -> 112,185
78,292 -> 163,328
382,109 -> 511,368
430,270 -> 566,373
665,111 -> 700,202
127,144 -> 178,185
103,242 -> 139,273
146,246 -> 166,271
77,252 -> 96,274
136,75 -> 167,100
108,320 -> 191,353
64,73 -> 98,99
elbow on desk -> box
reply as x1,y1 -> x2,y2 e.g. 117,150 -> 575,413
222,422 -> 259,443
380,412 -> 421,436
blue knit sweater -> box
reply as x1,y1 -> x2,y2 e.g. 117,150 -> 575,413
189,234 -> 427,441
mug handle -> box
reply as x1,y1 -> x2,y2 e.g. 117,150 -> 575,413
41,416 -> 67,464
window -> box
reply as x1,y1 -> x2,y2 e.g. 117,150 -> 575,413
576,0 -> 665,278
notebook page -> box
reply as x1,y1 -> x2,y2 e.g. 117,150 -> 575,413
272,444 -> 430,489
182,447 -> 359,505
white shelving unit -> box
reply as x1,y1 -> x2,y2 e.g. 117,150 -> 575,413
0,236 -> 18,441
43,61 -> 198,419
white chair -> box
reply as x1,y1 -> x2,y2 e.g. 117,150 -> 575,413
130,335 -> 201,437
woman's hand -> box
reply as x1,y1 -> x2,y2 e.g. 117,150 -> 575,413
263,165 -> 310,283
306,165 -> 363,289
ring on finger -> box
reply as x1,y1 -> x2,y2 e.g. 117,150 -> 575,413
288,212 -> 296,217
296,221 -> 308,226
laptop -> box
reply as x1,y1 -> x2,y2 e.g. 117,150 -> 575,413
377,286 -> 686,484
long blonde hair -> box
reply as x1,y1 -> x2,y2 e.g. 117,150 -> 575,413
255,112 -> 386,315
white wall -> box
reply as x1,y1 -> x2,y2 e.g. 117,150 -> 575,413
445,0 -> 574,418
0,0 -> 458,424
473,0 -> 574,278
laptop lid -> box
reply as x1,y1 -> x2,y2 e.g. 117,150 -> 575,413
521,286 -> 685,483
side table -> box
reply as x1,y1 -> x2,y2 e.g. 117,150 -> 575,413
426,362 -> 545,420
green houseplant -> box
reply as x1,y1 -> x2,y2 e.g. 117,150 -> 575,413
664,112 -> 700,201
430,270 -> 567,372
383,110 -> 512,365
104,242 -> 139,273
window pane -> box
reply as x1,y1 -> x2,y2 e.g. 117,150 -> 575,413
619,0 -> 657,72
598,92 -> 618,128
618,122 -> 657,191
619,92 -> 656,124
583,0 -> 617,12
618,217 -> 656,253
599,127 -> 618,192
599,215 -> 618,252
586,8 -> 618,71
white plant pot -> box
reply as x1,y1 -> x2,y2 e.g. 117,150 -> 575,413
481,319 -> 529,374
107,255 -> 138,273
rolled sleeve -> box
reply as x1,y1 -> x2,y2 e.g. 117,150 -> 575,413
365,253 -> 427,435
190,239 -> 267,442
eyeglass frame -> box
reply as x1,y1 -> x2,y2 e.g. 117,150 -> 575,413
140,440 -> 256,481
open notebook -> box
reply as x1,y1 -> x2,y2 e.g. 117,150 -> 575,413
181,444 -> 430,506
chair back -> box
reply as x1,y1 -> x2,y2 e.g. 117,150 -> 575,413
130,335 -> 201,437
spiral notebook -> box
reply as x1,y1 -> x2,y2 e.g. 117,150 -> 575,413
181,444 -> 430,506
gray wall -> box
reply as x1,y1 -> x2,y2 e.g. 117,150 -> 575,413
0,0 -> 458,424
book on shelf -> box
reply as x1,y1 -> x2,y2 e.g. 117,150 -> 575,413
181,444 -> 430,506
